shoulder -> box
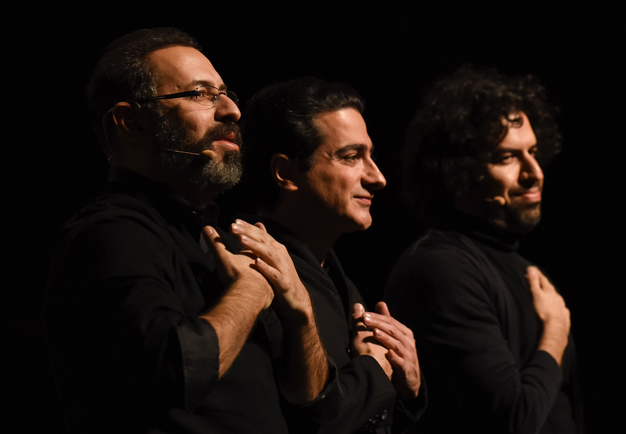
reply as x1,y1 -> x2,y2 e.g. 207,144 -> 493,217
55,193 -> 182,272
392,229 -> 488,280
386,229 -> 497,309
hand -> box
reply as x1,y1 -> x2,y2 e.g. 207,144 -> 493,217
526,266 -> 570,364
352,303 -> 393,380
230,220 -> 313,324
526,266 -> 570,332
362,302 -> 421,399
202,225 -> 273,309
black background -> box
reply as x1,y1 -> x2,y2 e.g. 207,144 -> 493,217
6,2 -> 623,432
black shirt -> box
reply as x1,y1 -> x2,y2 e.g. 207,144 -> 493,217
43,168 -> 287,433
385,212 -> 582,434
252,218 -> 426,434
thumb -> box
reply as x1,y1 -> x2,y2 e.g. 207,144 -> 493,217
352,303 -> 365,318
202,226 -> 233,282
526,266 -> 541,294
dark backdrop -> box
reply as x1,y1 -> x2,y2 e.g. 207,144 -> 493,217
6,2 -> 622,432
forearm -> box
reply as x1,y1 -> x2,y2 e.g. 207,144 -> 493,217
537,320 -> 570,365
200,280 -> 269,378
279,306 -> 328,404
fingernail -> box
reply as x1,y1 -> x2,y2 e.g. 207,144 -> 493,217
240,234 -> 250,243
231,223 -> 242,233
364,313 -> 372,323
204,226 -> 214,235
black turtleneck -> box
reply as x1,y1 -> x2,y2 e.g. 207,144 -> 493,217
385,212 -> 582,434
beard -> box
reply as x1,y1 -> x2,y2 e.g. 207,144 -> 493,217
152,114 -> 243,195
501,201 -> 542,234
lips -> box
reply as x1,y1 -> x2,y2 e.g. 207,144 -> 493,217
216,132 -> 237,142
213,132 -> 240,151
512,188 -> 542,202
354,195 -> 373,205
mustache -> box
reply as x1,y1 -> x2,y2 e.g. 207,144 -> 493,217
200,122 -> 242,150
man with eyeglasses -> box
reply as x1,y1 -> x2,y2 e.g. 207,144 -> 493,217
43,28 -> 331,433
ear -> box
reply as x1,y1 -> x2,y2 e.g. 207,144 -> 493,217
270,153 -> 301,192
109,101 -> 147,142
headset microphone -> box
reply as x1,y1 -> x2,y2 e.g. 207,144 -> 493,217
163,149 -> 217,159
486,196 -> 506,206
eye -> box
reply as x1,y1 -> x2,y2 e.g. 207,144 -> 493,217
194,87 -> 209,102
495,153 -> 515,164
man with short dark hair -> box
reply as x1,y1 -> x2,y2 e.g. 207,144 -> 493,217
241,77 -> 425,433
385,65 -> 583,434
44,28 -> 329,433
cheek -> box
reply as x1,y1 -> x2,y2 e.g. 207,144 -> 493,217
486,169 -> 517,196
180,113 -> 214,140
308,170 -> 353,205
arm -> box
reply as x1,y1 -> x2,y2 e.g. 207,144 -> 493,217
385,246 -> 565,434
44,213 -> 270,422
199,226 -> 274,378
526,266 -> 570,365
230,220 -> 328,404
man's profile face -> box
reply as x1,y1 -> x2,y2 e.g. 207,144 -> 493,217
148,46 -> 242,192
298,108 -> 386,233
473,112 -> 544,233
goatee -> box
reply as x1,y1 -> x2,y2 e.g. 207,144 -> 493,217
154,117 -> 243,194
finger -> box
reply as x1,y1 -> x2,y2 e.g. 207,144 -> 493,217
202,226 -> 230,261
353,303 -> 365,318
537,271 -> 555,293
254,222 -> 268,232
352,304 -> 372,333
526,266 -> 542,294
232,220 -> 270,244
364,311 -> 409,335
374,328 -> 404,356
231,221 -> 283,266
202,226 -> 237,283
386,348 -> 406,370
253,256 -> 281,283
375,301 -> 391,316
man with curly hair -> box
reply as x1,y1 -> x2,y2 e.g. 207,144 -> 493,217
385,65 -> 582,434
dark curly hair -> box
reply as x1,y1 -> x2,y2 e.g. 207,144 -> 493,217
241,77 -> 365,211
403,64 -> 562,222
86,27 -> 201,156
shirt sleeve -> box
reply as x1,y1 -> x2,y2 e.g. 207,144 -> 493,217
385,243 -> 563,434
45,209 -> 221,419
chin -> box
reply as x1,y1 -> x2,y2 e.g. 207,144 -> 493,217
505,206 -> 542,234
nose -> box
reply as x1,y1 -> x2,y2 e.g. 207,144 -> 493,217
363,158 -> 387,190
520,153 -> 544,184
215,94 -> 241,123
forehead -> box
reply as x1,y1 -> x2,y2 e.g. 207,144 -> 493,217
313,108 -> 372,152
497,112 -> 537,150
148,45 -> 223,92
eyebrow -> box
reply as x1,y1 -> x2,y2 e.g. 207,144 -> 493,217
335,144 -> 374,154
190,80 -> 228,91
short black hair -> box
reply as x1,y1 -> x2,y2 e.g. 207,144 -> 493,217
86,27 -> 201,156
241,77 -> 365,211
404,64 -> 561,222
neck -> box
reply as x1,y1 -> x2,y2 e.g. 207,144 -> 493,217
111,161 -> 216,208
263,204 -> 340,266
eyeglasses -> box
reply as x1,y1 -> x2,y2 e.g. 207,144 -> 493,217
136,85 -> 238,107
